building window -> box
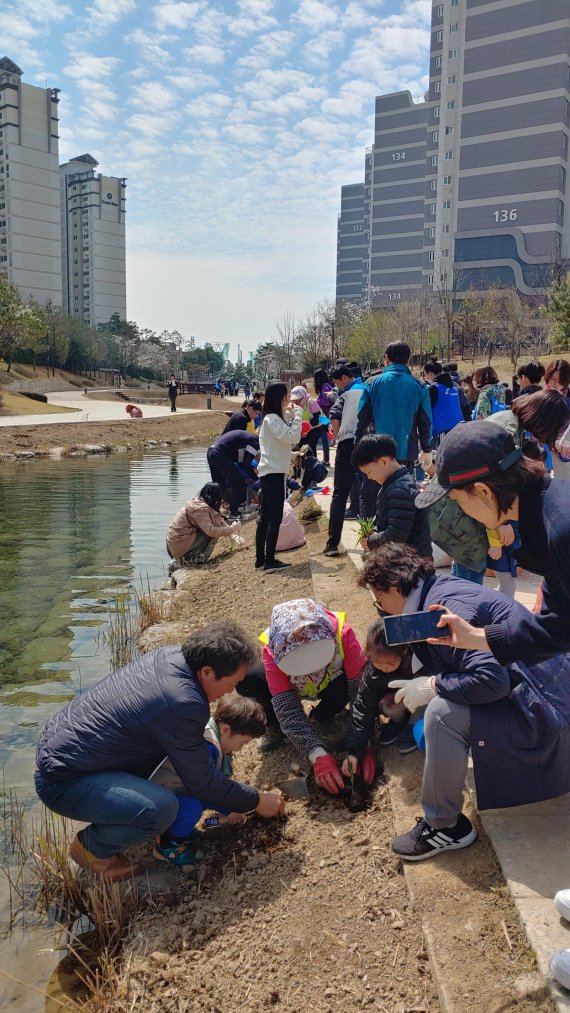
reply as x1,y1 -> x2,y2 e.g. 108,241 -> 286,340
436,30 -> 443,42
445,125 -> 454,135
431,155 -> 438,166
428,274 -> 434,285
447,75 -> 456,85
451,0 -> 459,5
435,56 -> 442,68
434,81 -> 441,93
447,100 -> 455,110
442,200 -> 451,209
444,150 -> 453,160
432,131 -> 439,143
431,180 -> 438,190
428,251 -> 435,262
443,175 -> 452,184
560,199 -> 565,221
449,48 -> 457,58
561,166 -> 567,189
436,4 -> 444,14
442,224 -> 450,233
442,248 -> 450,257
429,227 -> 436,237
433,106 -> 440,118
430,203 -> 437,215
450,22 -> 459,33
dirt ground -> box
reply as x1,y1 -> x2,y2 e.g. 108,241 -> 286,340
105,510 -> 555,1013
0,409 -> 231,456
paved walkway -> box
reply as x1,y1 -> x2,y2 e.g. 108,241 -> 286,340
0,389 -> 204,427
317,452 -> 570,1011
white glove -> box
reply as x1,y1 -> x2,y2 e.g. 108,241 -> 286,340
418,451 -> 434,473
388,676 -> 436,713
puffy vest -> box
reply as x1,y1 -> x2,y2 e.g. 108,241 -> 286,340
259,612 -> 346,699
432,382 -> 464,436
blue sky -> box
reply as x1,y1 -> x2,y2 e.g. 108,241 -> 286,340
5,0 -> 431,355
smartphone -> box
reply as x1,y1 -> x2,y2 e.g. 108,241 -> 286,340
383,610 -> 448,646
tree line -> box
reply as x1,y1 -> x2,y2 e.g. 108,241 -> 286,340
254,273 -> 570,381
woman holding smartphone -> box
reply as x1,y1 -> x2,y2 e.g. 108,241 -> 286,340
255,382 -> 303,574
357,542 -> 570,863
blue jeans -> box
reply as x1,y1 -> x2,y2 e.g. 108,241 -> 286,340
34,770 -> 179,859
451,561 -> 485,585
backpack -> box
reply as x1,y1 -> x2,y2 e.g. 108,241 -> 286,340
428,495 -> 489,570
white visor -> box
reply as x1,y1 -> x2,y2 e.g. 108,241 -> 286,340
278,639 -> 335,678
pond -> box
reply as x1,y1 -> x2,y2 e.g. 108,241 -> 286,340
0,447 -> 211,1010
0,446 -> 210,791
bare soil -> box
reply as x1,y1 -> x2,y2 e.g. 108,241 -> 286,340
111,513 -> 553,1013
0,410 -> 230,456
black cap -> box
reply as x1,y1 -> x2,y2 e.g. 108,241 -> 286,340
415,420 -> 523,509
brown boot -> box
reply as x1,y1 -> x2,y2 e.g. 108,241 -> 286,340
70,834 -> 143,882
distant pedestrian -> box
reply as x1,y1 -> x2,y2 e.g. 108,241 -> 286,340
168,374 -> 178,412
422,360 -> 468,441
314,368 -> 334,465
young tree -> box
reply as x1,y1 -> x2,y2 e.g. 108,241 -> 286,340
19,299 -> 47,371
43,301 -> 70,375
547,274 -> 570,350
0,274 -> 22,372
274,312 -> 298,370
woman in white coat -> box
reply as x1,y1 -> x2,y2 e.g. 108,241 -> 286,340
255,381 -> 302,574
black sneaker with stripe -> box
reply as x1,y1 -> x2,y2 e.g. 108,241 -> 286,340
391,813 -> 477,861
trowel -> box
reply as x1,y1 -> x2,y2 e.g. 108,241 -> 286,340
275,774 -> 309,800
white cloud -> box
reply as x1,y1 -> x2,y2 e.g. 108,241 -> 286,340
130,80 -> 177,111
182,43 -> 226,65
153,1 -> 203,30
80,0 -> 136,35
293,0 -> 338,31
185,92 -> 232,117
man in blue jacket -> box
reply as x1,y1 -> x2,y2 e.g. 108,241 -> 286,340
207,430 -> 260,518
356,342 -> 433,470
35,622 -> 285,880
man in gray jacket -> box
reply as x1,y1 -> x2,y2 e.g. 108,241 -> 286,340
35,622 -> 284,880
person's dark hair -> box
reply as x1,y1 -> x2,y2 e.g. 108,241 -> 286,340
199,482 -> 224,511
424,360 -> 442,376
253,391 -> 264,401
330,364 -> 354,381
463,456 -> 545,514
262,381 -> 288,418
242,399 -> 262,412
443,361 -> 458,372
517,360 -> 545,385
182,622 -> 257,678
366,618 -> 409,660
385,341 -> 411,365
358,544 -> 435,596
314,368 -> 330,394
545,358 -> 570,389
512,387 -> 570,446
521,438 -> 547,463
352,433 -> 397,468
213,693 -> 266,737
473,365 -> 499,388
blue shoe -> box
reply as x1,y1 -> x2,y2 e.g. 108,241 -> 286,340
153,839 -> 197,872
397,724 -> 418,755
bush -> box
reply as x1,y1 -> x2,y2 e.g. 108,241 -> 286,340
21,391 -> 48,403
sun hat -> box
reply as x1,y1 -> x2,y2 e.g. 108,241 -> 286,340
290,385 -> 308,404
415,420 -> 523,509
268,598 -> 336,678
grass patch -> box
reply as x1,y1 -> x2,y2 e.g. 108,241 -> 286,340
0,391 -> 79,417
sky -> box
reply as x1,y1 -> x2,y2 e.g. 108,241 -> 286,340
5,0 -> 431,356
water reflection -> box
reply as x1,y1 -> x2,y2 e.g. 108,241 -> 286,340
0,447 -> 210,789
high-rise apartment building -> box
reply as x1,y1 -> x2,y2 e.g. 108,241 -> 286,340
336,0 -> 570,306
60,154 -> 127,327
336,182 -> 366,301
0,57 -> 62,304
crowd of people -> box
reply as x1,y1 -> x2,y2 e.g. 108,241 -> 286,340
34,348 -> 570,989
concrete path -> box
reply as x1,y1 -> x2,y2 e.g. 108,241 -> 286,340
316,452 -> 570,1010
0,389 -> 203,427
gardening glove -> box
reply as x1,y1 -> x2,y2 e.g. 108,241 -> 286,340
418,451 -> 434,473
361,746 -> 377,785
313,754 -> 345,795
388,676 -> 436,714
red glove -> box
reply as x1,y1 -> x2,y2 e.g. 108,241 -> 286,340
313,754 -> 344,795
362,747 -> 377,785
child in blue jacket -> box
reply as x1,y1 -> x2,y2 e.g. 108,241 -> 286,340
150,694 -> 266,869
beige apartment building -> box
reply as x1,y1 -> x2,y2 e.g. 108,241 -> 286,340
0,57 -> 62,304
60,154 -> 127,327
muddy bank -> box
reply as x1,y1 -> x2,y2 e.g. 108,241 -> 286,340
0,410 -> 229,459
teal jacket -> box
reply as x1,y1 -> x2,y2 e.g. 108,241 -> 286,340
356,364 -> 433,462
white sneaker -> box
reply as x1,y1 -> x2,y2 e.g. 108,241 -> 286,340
554,889 -> 570,922
550,948 -> 570,990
